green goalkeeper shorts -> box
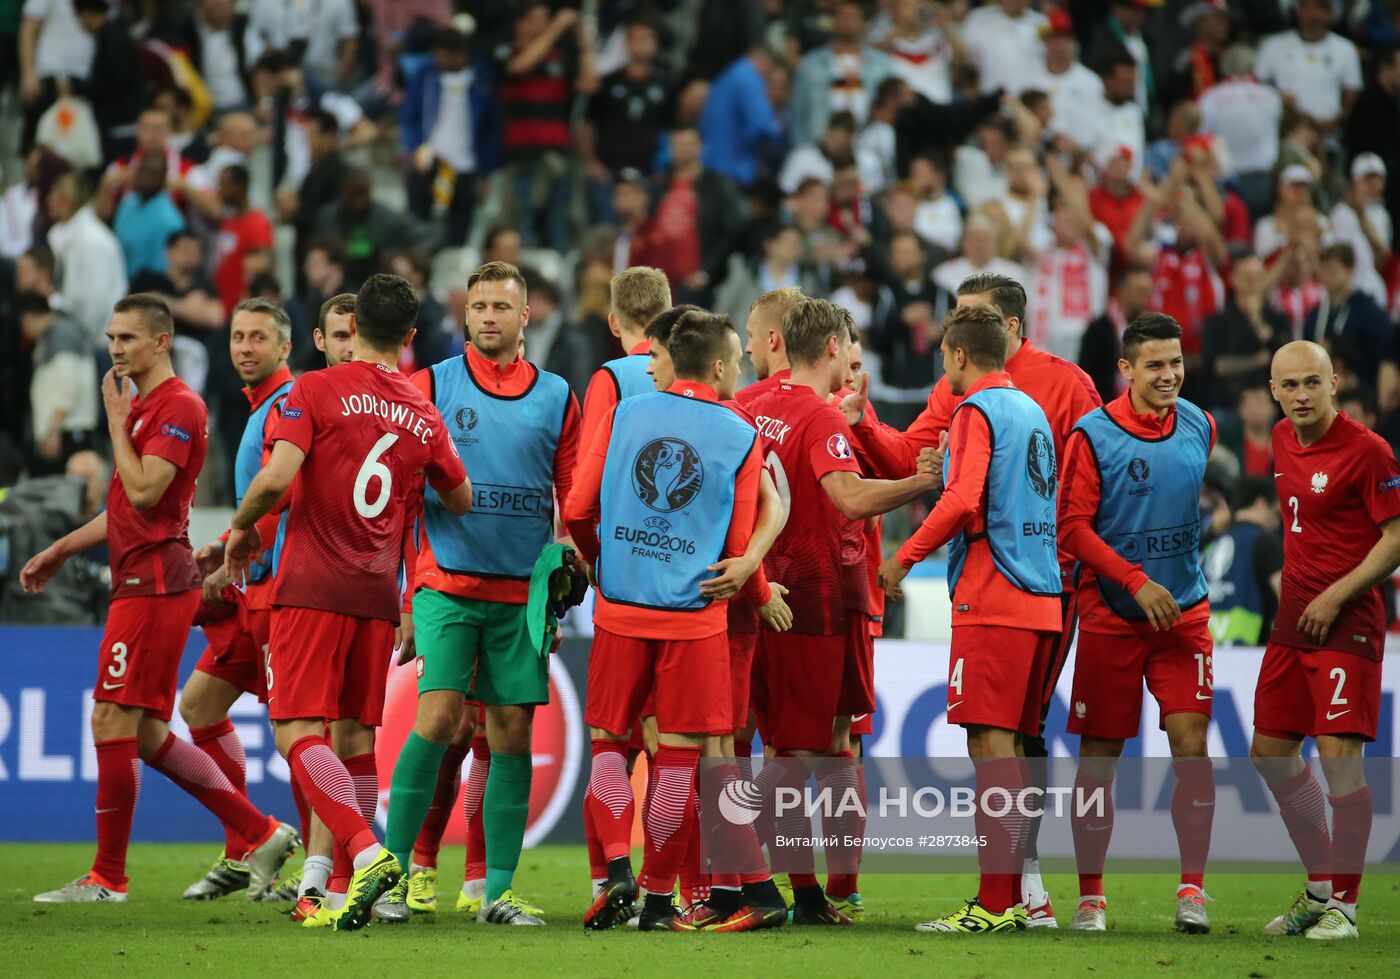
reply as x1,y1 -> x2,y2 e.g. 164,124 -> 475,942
412,588 -> 549,707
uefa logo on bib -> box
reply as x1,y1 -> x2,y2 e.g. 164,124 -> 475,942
633,438 -> 704,512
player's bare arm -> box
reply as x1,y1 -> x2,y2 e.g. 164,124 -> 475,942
19,512 -> 107,594
700,469 -> 786,599
104,370 -> 179,510
225,439 -> 307,581
1299,516 -> 1400,643
820,468 -> 936,522
433,475 -> 473,517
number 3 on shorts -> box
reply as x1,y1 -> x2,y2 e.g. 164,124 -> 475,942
108,641 -> 128,679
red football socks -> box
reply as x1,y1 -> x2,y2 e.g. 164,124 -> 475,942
463,735 -> 490,882
190,719 -> 249,859
287,735 -> 377,861
1072,766 -> 1115,897
150,732 -> 272,848
640,744 -> 701,897
584,739 -> 635,864
1267,766 -> 1332,885
1171,758 -> 1215,889
412,740 -> 469,868
91,737 -> 140,887
974,757 -> 1027,914
1330,785 -> 1373,905
343,752 -> 379,825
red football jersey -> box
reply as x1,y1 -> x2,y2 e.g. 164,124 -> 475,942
270,361 -> 467,621
744,379 -> 862,635
108,376 -> 207,600
1271,412 -> 1400,659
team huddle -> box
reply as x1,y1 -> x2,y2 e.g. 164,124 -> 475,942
18,261 -> 1396,940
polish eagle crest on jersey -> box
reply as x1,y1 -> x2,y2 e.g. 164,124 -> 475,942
633,438 -> 704,512
1311,471 -> 1329,494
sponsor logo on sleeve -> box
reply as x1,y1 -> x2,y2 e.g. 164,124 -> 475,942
281,408 -> 303,419
159,423 -> 191,442
1379,475 -> 1400,492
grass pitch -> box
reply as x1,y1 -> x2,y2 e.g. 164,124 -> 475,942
3,844 -> 1397,977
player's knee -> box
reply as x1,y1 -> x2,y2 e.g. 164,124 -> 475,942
90,702 -> 137,741
416,706 -> 460,744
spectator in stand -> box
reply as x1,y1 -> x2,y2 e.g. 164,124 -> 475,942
0,147 -> 71,260
789,0 -> 894,147
1264,207 -> 1324,337
188,111 -> 262,211
129,230 -> 224,394
867,229 -> 951,392
399,26 -> 498,247
1198,45 -> 1283,219
952,117 -> 1016,209
1256,0 -> 1361,132
1329,153 -> 1392,307
1167,0 -> 1231,105
855,77 -> 911,194
1129,167 -> 1227,362
780,110 -> 859,195
991,146 -> 1053,261
113,153 -> 185,280
483,1 -> 597,251
647,127 -> 745,305
584,15 -> 670,177
313,168 -> 436,285
960,0 -> 1047,96
1089,144 -> 1144,268
736,225 -> 824,307
783,176 -> 843,290
932,209 -> 1025,295
1201,253 -> 1292,409
699,47 -> 782,187
1025,163 -> 1111,360
1253,165 -> 1328,260
1034,10 -> 1108,154
1084,0 -> 1153,115
73,0 -> 142,162
156,0 -> 254,112
16,0 -> 96,150
245,0 -> 359,89
288,235 -> 349,368
1097,49 -> 1145,167
283,109 -> 348,255
1144,99 -> 1201,181
907,155 -> 962,255
255,50 -> 377,197
1078,265 -> 1153,402
870,0 -> 967,105
44,172 -> 126,350
212,163 -> 274,316
98,107 -> 214,222
18,291 -> 96,474
1345,45 -> 1400,224
1306,242 -> 1398,407
1221,384 -> 1278,478
482,225 -> 522,268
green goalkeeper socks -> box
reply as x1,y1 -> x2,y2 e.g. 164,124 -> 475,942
484,752 -> 532,904
385,731 -> 449,873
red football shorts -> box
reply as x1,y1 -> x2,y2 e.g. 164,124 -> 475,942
266,606 -> 395,726
586,627 -> 731,737
1254,642 -> 1382,742
839,610 -> 876,717
728,631 -> 758,731
850,713 -> 873,737
752,629 -> 846,752
95,590 -> 201,722
193,594 -> 272,701
1068,619 -> 1214,740
947,625 -> 1059,736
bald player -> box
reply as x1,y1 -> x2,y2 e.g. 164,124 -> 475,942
1251,341 -> 1400,941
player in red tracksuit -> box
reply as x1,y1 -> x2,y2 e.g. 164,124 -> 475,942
1251,341 -> 1400,941
25,295 -> 298,904
840,272 -> 1100,922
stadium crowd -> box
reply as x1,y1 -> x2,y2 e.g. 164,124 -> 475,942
2,0 -> 1400,608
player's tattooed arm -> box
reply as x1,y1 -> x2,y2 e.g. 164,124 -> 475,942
19,511 -> 107,593
1299,516 -> 1400,643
